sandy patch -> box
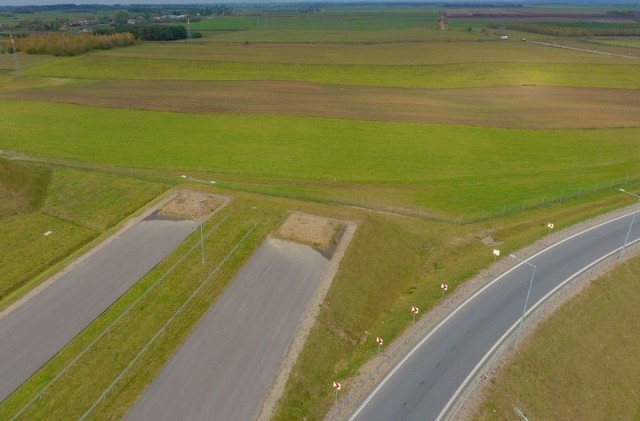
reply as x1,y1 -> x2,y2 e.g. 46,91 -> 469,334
275,212 -> 342,250
159,190 -> 225,221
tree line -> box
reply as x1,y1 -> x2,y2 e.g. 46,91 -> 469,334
2,32 -> 135,56
501,23 -> 640,37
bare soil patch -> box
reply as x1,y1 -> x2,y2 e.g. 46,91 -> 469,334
159,190 -> 226,220
275,212 -> 342,251
6,80 -> 640,129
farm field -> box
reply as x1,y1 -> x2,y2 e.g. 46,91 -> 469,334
7,81 -> 640,129
2,98 -> 640,220
1,4 -> 640,420
476,256 -> 640,421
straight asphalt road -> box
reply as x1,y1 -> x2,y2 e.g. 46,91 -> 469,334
351,210 -> 640,421
0,212 -> 197,402
126,238 -> 329,421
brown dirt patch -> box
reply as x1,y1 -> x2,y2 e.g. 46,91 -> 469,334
159,190 -> 225,220
275,212 -> 342,250
6,80 -> 640,129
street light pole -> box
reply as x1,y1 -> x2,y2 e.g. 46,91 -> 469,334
619,189 -> 640,261
181,175 -> 216,264
509,254 -> 537,346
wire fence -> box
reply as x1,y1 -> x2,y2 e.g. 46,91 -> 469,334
3,151 -> 638,225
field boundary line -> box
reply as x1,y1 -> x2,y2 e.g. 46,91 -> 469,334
79,221 -> 260,420
8,215 -> 229,420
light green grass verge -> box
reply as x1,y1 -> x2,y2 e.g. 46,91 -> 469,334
22,55 -> 640,88
41,167 -> 166,231
2,100 -> 640,219
475,256 -> 640,420
0,213 -> 95,301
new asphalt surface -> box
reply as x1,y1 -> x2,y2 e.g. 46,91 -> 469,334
351,210 -> 640,421
126,238 -> 329,421
0,212 -> 197,402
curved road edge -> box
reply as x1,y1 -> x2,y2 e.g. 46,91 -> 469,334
327,204 -> 640,420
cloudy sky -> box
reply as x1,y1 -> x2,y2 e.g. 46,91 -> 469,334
5,0 -> 331,5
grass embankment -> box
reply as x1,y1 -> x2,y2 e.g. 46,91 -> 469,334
2,100 -> 640,220
0,162 -> 166,309
476,256 -> 640,420
271,193 -> 635,419
0,158 -> 50,217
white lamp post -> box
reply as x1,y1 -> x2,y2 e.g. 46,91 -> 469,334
509,253 -> 537,345
181,175 -> 216,264
619,189 -> 640,260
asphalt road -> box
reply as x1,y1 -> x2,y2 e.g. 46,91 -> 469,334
126,238 -> 329,421
0,212 -> 197,402
352,210 -> 640,421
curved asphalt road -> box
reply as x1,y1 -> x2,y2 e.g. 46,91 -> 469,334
352,210 -> 640,421
0,212 -> 197,402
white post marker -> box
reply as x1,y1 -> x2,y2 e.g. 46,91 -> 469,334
440,283 -> 448,299
180,175 -> 216,264
547,222 -> 554,236
411,306 -> 419,323
618,189 -> 640,260
493,248 -> 500,263
333,381 -> 341,402
376,336 -> 383,353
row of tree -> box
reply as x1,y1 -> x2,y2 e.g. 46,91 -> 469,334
503,23 -> 640,37
96,25 -> 201,41
5,32 -> 135,56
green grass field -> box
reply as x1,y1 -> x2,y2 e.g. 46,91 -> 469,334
476,257 -> 640,420
2,99 -> 639,219
1,5 -> 640,420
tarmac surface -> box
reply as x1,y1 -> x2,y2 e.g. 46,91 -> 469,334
126,238 -> 329,421
0,213 -> 197,402
351,210 -> 640,420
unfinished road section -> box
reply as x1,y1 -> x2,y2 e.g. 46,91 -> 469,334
127,212 -> 354,421
0,211 -> 198,402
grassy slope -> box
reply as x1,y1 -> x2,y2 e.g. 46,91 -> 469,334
0,213 -> 94,301
476,257 -> 640,420
2,99 -> 640,218
0,158 -> 50,218
42,168 -> 166,231
0,165 -> 167,309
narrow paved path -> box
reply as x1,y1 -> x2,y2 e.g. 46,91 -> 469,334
0,213 -> 197,402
